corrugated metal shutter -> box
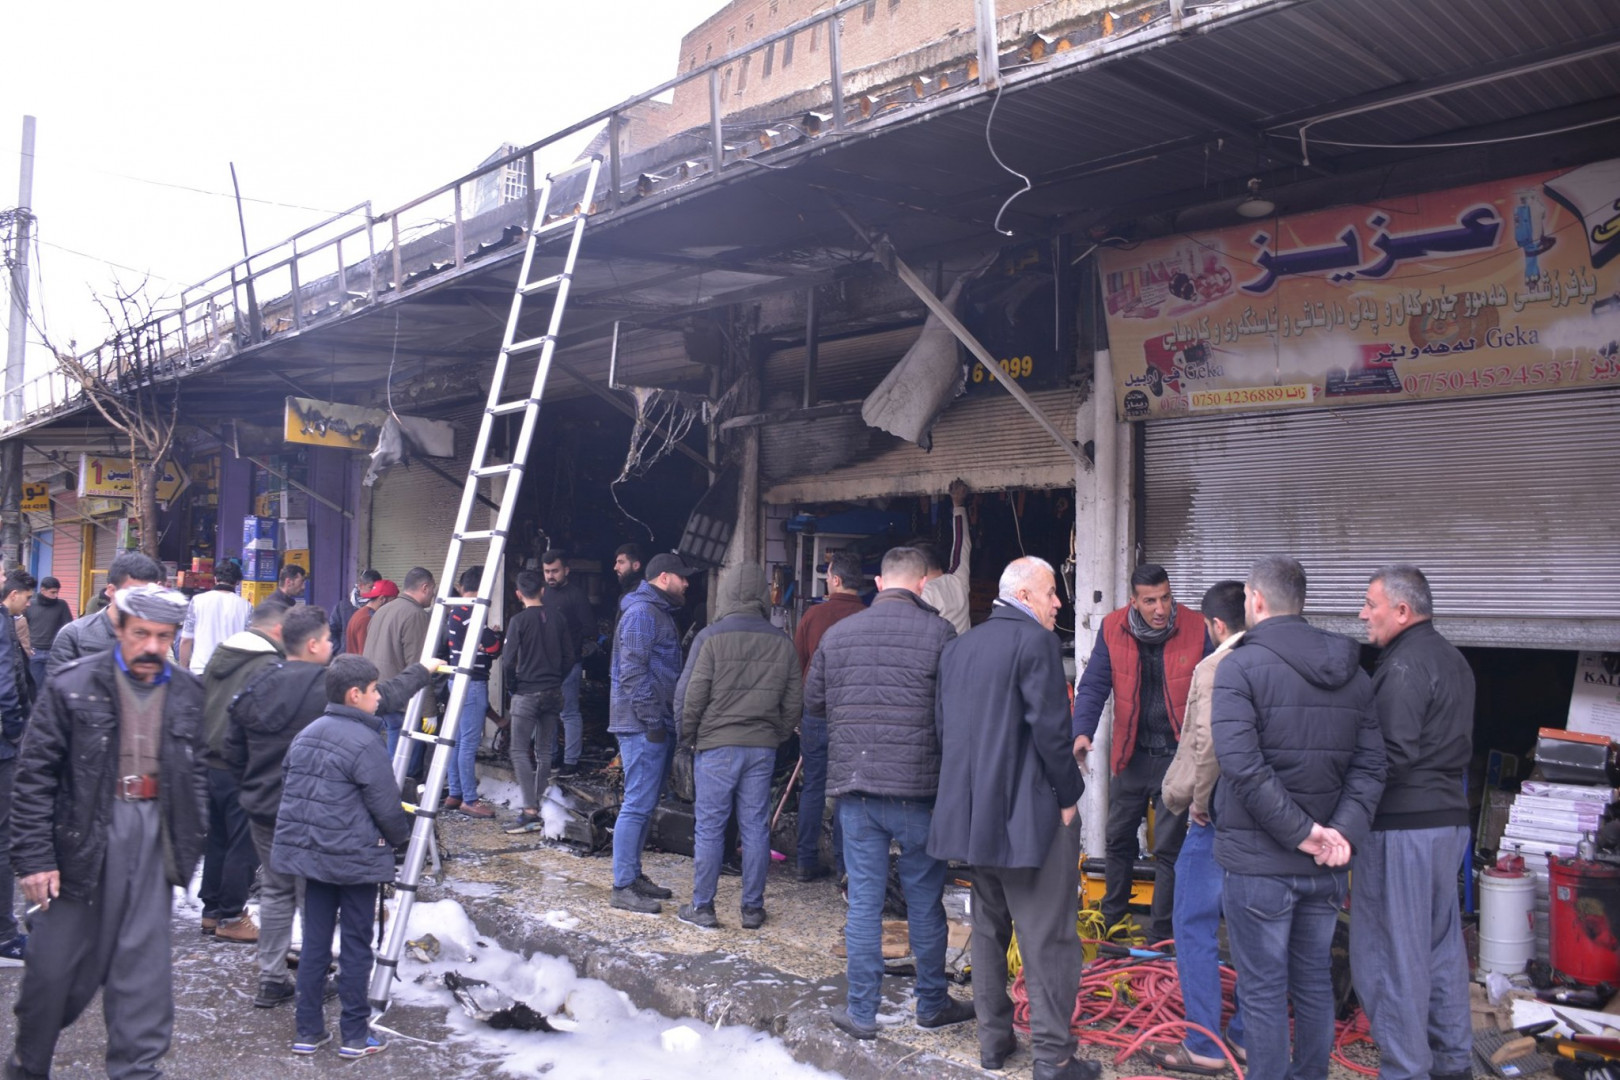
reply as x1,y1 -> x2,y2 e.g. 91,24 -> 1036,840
1143,388 -> 1620,650
47,494 -> 83,618
762,326 -> 923,402
367,403 -> 493,584
763,387 -> 1085,503
89,514 -> 119,601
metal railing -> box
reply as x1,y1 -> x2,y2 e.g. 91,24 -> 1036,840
4,0 -> 1002,433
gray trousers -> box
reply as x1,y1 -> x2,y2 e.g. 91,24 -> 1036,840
1349,825 -> 1473,1080
249,819 -> 304,985
971,817 -> 1084,1067
13,800 -> 172,1079
510,690 -> 562,811
1103,749 -> 1186,942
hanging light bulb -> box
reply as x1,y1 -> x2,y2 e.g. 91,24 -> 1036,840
1236,177 -> 1276,219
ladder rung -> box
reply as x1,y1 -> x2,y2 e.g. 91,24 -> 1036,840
504,333 -> 555,355
534,214 -> 582,237
521,272 -> 569,295
437,595 -> 489,607
470,463 -> 522,479
454,529 -> 507,543
406,730 -> 455,747
489,398 -> 540,417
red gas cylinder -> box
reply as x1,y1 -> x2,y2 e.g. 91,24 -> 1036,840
1547,857 -> 1620,986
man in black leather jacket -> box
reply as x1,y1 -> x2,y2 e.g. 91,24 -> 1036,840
8,584 -> 206,1080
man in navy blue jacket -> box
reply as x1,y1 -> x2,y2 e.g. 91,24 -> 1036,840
1211,556 -> 1385,1080
606,553 -> 699,915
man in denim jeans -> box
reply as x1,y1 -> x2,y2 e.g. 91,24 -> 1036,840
607,553 -> 697,914
1211,556 -> 1386,1080
672,564 -> 800,931
437,567 -> 502,819
804,547 -> 973,1042
1157,580 -> 1248,1075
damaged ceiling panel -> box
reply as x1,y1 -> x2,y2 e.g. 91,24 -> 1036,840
763,387 -> 1087,504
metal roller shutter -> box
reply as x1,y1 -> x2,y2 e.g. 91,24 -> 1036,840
1143,388 -> 1620,650
763,387 -> 1086,504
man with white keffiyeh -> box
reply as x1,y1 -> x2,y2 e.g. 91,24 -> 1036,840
8,584 -> 208,1080
1070,563 -> 1210,943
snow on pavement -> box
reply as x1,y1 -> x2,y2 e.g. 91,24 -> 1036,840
389,898 -> 846,1079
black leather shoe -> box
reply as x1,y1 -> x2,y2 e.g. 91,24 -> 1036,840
795,863 -> 833,882
719,860 -> 743,877
610,887 -> 661,914
917,995 -> 975,1029
630,874 -> 673,900
740,906 -> 766,930
829,1007 -> 878,1041
1032,1056 -> 1103,1080
981,1034 -> 1017,1070
677,903 -> 719,929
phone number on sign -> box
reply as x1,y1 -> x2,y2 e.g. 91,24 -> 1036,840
1401,357 -> 1620,394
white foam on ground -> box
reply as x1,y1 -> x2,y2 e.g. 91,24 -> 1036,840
393,899 -> 844,1079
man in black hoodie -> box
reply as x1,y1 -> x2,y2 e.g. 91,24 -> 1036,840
197,601 -> 288,944
1350,566 -> 1474,1080
1210,556 -> 1385,1080
23,578 -> 71,691
224,605 -> 433,1008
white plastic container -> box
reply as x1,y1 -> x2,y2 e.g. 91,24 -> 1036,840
1477,863 -> 1538,978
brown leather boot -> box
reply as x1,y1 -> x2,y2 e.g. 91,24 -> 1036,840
213,914 -> 259,944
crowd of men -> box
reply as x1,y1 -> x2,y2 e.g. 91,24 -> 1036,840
0,522 -> 1476,1080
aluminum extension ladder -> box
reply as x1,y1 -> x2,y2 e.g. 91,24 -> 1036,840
367,154 -> 602,1017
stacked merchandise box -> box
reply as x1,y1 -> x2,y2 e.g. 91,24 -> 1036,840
243,516 -> 279,582
241,581 -> 278,607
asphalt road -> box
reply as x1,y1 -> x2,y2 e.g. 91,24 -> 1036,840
0,909 -> 516,1079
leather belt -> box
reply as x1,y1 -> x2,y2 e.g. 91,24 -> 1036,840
117,774 -> 159,801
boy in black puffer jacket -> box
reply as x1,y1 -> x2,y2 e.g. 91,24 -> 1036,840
272,655 -> 413,1060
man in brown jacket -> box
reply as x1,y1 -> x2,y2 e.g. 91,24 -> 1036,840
363,566 -> 434,772
1152,580 -> 1247,1073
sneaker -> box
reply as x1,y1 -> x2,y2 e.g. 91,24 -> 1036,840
0,935 -> 23,967
214,914 -> 259,944
740,907 -> 767,930
200,917 -> 218,936
441,795 -> 463,812
795,863 -> 832,882
610,887 -> 661,915
290,1032 -> 332,1055
829,1007 -> 878,1041
253,978 -> 295,1009
918,995 -> 975,1029
459,800 -> 497,819
677,903 -> 719,929
504,811 -> 544,834
630,874 -> 673,900
338,1035 -> 387,1059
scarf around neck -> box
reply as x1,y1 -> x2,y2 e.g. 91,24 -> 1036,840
1128,598 -> 1177,645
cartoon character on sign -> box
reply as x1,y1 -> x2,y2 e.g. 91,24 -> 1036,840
1513,191 -> 1555,288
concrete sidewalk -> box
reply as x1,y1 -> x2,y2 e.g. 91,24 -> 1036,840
425,792 -> 1062,1080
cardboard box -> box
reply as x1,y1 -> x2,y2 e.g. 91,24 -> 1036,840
190,557 -> 214,574
278,519 -> 309,551
241,581 -> 279,607
282,549 -> 311,574
242,516 -> 278,548
242,549 -> 278,583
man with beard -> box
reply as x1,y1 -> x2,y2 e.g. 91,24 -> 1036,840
23,578 -> 71,692
46,552 -> 162,679
8,585 -> 207,1080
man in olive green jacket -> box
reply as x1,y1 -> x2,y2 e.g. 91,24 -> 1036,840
672,563 -> 802,930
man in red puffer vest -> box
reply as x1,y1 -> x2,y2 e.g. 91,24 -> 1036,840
1071,564 -> 1208,942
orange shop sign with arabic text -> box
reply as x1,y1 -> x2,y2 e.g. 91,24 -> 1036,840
1100,158 -> 1620,421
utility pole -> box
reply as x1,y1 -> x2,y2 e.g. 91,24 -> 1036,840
1,115 -> 37,573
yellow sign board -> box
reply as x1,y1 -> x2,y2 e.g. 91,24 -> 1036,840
284,397 -> 388,451
21,482 -> 50,514
77,455 -> 189,503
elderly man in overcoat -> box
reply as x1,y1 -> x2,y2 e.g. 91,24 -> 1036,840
930,557 -> 1094,1080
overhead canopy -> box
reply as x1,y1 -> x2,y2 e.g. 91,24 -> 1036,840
8,0 -> 1618,445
